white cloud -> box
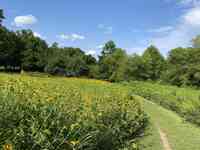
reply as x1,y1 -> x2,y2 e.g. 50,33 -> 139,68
71,34 -> 85,40
33,32 -> 41,38
86,50 -> 96,56
59,34 -> 69,40
164,0 -> 200,6
145,4 -> 200,54
13,15 -> 37,27
96,44 -> 104,49
98,24 -> 113,34
58,33 -> 85,41
183,7 -> 200,26
151,25 -> 190,53
33,32 -> 46,39
179,0 -> 200,6
148,26 -> 174,33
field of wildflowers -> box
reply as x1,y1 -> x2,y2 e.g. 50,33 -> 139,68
0,74 -> 148,150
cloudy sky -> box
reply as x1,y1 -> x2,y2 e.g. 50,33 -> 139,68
1,0 -> 200,56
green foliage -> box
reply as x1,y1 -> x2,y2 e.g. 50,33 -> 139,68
0,9 -> 5,25
100,40 -> 116,57
0,27 -> 22,70
99,47 -> 128,81
164,47 -> 200,86
0,74 -> 148,150
126,54 -> 146,81
88,64 -> 100,78
16,30 -> 48,71
125,81 -> 200,126
45,45 -> 96,77
125,46 -> 166,81
141,45 -> 166,80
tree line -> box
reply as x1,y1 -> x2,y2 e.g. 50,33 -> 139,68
1,9 -> 200,87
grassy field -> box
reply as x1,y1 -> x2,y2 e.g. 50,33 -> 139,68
125,81 -> 200,126
0,73 -> 148,150
123,81 -> 200,149
1,73 -> 200,150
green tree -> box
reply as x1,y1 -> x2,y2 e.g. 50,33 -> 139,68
100,48 -> 128,81
163,47 -> 188,86
99,41 -> 118,79
142,45 -> 166,80
88,64 -> 100,78
108,48 -> 128,82
0,27 -> 22,71
100,40 -> 116,58
16,30 -> 48,71
0,9 -> 5,26
165,47 -> 200,86
126,54 -> 145,81
45,45 -> 96,77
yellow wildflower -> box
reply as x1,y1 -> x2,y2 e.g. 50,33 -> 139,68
47,96 -> 54,102
70,123 -> 79,130
3,144 -> 12,150
70,140 -> 79,146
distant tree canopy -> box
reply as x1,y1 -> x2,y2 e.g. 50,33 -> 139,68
16,30 -> 49,71
45,44 -> 94,77
0,21 -> 97,76
2,8 -> 200,86
164,47 -> 200,86
0,9 -> 5,25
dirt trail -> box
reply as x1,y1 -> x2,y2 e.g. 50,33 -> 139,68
158,127 -> 172,150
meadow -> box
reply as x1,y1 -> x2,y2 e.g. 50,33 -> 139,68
0,74 -> 148,150
124,81 -> 200,126
2,73 -> 200,150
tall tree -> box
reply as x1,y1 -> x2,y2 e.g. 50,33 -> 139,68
16,30 -> 48,71
100,40 -> 116,58
99,47 -> 128,81
0,27 -> 22,70
165,47 -> 200,86
126,54 -> 146,81
142,45 -> 166,80
0,9 -> 5,26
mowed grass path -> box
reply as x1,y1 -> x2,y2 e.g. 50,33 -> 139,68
140,98 -> 200,150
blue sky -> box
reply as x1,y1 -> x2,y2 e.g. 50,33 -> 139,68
1,0 -> 200,56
